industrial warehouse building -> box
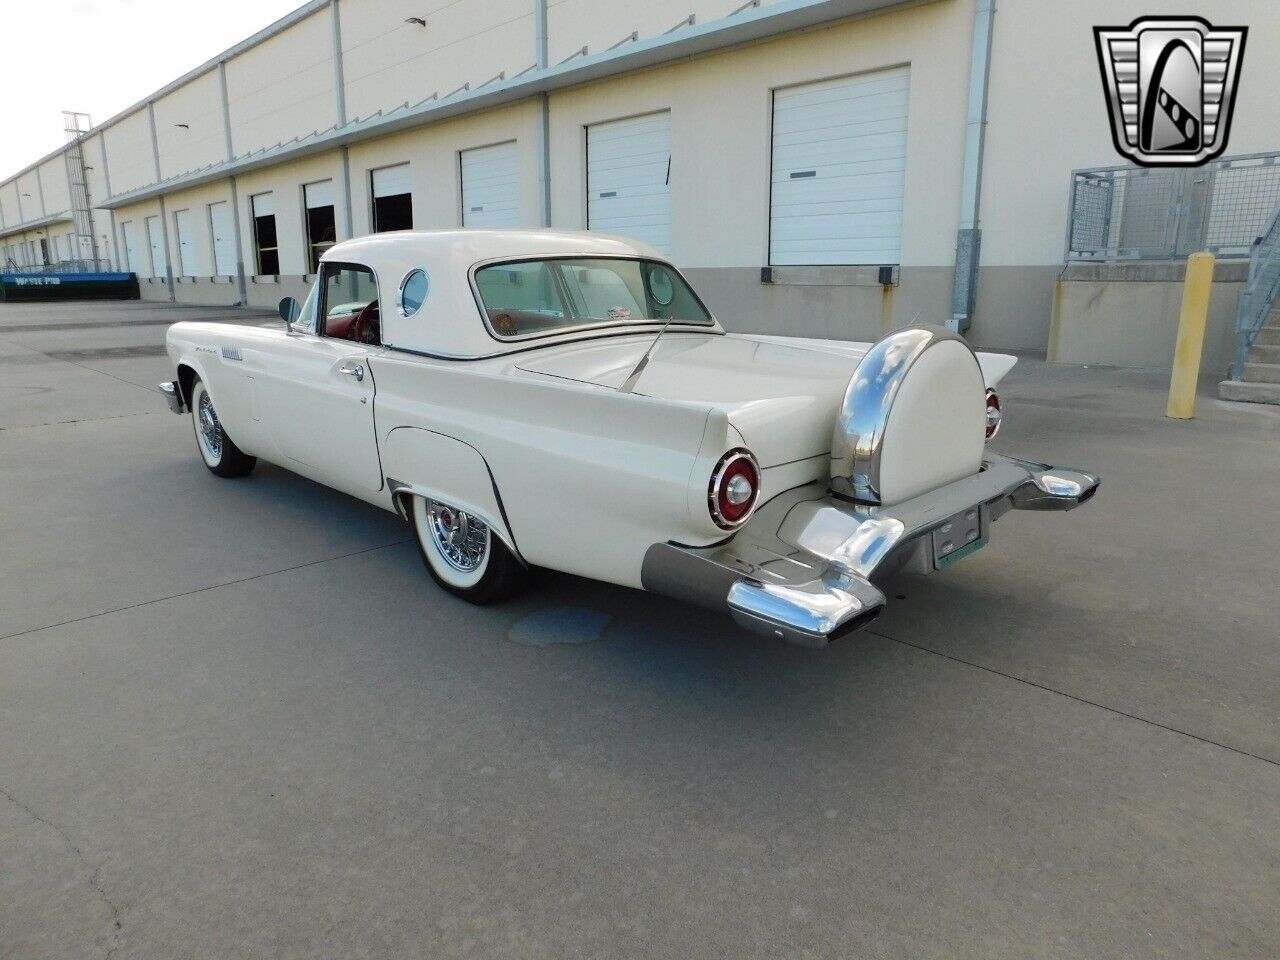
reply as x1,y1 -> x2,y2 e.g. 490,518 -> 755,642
1,0 -> 1278,365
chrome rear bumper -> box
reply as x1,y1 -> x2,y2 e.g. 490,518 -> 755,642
642,455 -> 1099,648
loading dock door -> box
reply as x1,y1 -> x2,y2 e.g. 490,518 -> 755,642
769,67 -> 910,265
209,201 -> 236,276
371,164 -> 413,232
461,142 -> 520,227
586,112 -> 672,253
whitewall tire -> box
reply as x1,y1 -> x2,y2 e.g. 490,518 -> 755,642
189,377 -> 256,478
409,495 -> 527,604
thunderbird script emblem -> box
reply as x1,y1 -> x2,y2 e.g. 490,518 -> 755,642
1094,16 -> 1246,167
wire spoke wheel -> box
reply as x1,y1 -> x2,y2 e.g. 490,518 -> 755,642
188,376 -> 256,478
197,392 -> 222,462
427,501 -> 489,573
409,494 -> 526,603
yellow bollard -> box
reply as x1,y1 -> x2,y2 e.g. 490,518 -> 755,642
1166,252 -> 1215,419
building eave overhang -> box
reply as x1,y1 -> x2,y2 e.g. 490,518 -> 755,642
101,0 -> 913,210
0,212 -> 73,240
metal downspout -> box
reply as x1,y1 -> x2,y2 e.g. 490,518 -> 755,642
534,0 -> 552,228
947,0 -> 995,334
331,1 -> 355,243
98,135 -> 119,272
148,101 -> 176,301
330,0 -> 347,131
34,164 -> 47,217
229,177 -> 249,306
219,62 -> 248,305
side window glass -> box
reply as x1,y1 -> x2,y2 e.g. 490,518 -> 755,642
321,263 -> 381,345
295,281 -> 320,334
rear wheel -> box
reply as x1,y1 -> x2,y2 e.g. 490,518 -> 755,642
189,377 -> 256,478
410,495 -> 527,603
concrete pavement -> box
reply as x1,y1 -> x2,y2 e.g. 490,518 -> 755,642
1,300 -> 1277,959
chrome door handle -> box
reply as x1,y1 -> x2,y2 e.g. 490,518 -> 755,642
338,362 -> 365,382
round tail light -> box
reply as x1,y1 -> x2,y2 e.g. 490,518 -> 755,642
985,388 -> 1002,441
709,449 -> 760,529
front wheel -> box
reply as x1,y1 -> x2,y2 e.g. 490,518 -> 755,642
410,495 -> 527,604
189,377 -> 256,478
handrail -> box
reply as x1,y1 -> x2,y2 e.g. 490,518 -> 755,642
1232,200 -> 1280,379
0,259 -> 114,276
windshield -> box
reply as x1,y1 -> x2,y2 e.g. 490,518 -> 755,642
473,257 -> 713,339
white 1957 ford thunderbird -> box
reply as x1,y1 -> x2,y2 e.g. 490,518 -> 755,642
161,229 -> 1098,647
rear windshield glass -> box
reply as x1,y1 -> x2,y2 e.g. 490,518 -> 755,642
473,257 -> 713,339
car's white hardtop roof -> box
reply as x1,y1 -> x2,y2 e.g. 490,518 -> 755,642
324,228 -> 667,267
318,229 -> 713,358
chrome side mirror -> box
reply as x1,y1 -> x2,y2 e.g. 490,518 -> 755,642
278,296 -> 301,327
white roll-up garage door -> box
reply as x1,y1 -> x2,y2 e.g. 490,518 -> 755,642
769,67 -> 910,265
371,164 -> 411,199
461,142 -> 520,227
587,112 -> 671,253
208,201 -> 235,277
304,180 -> 335,209
251,193 -> 275,218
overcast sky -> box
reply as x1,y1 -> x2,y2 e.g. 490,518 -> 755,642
0,0 -> 304,182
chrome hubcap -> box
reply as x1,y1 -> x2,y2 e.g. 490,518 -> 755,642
428,502 -> 488,572
197,393 -> 222,460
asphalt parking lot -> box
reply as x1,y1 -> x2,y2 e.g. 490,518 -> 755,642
1,299 -> 1278,959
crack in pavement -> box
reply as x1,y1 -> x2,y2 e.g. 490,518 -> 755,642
870,627 -> 1280,769
0,784 -> 123,959
0,410 -> 161,432
0,539 -> 413,645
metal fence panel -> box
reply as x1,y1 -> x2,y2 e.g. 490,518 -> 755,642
1066,151 -> 1280,261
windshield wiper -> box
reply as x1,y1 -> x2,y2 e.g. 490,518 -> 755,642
618,316 -> 676,394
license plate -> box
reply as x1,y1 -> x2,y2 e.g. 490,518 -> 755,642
932,505 -> 988,570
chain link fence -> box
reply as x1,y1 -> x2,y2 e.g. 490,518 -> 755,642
1065,152 -> 1280,261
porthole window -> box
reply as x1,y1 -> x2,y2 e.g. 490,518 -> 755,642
400,269 -> 429,317
646,264 -> 676,306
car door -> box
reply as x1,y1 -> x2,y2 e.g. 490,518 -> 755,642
258,261 -> 384,496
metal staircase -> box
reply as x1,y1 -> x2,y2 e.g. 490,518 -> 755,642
1220,201 -> 1280,405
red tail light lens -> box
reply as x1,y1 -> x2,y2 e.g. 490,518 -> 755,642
709,449 -> 760,529
985,389 -> 1002,441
